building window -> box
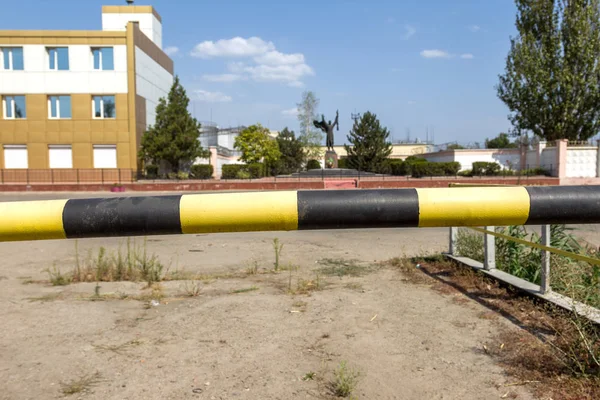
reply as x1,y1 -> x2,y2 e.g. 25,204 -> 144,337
3,145 -> 28,169
93,145 -> 117,169
48,145 -> 73,169
91,47 -> 114,71
92,95 -> 116,119
48,95 -> 71,119
3,96 -> 26,119
0,47 -> 24,70
47,47 -> 69,70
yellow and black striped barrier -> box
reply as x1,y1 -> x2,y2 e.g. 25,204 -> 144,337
0,185 -> 599,242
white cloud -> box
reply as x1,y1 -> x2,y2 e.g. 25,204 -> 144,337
202,73 -> 244,82
460,53 -> 474,59
420,49 -> 452,59
163,46 -> 179,56
468,25 -> 481,32
191,37 -> 313,87
190,37 -> 275,58
254,51 -> 305,65
194,90 -> 232,103
281,107 -> 299,117
403,25 -> 416,40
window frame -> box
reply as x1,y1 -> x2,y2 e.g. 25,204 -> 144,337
1,47 -> 24,70
92,95 -> 116,119
48,95 -> 72,119
47,47 -> 69,71
91,47 -> 115,71
2,95 -> 26,119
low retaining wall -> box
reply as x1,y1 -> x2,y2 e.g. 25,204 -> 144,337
0,177 -> 560,192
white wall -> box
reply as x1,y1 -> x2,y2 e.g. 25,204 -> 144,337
540,148 -> 556,172
135,46 -> 172,128
421,150 -> 520,171
525,150 -> 537,168
566,147 -> 597,178
0,44 -> 127,94
102,13 -> 162,49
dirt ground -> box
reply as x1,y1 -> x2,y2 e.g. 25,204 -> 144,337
0,192 -> 596,400
0,225 -> 538,400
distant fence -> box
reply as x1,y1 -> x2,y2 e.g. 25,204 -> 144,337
0,169 -> 136,184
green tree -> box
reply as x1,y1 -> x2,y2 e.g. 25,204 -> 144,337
486,133 -> 518,148
296,91 -> 323,161
344,111 -> 392,173
274,127 -> 304,174
447,143 -> 465,150
497,0 -> 600,141
234,124 -> 281,170
139,76 -> 208,172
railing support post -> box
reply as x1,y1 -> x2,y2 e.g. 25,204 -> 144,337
484,226 -> 496,270
540,224 -> 551,294
449,227 -> 458,255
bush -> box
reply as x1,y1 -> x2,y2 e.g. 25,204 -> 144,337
520,167 -> 548,176
236,170 -> 251,179
145,164 -> 158,178
389,160 -> 405,176
247,163 -> 265,178
176,171 -> 189,180
306,160 -> 321,170
472,161 -> 501,176
337,157 -> 348,168
190,164 -> 213,179
458,169 -> 472,177
221,164 -> 245,179
398,161 -> 462,178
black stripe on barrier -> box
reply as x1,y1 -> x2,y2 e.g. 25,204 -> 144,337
525,186 -> 600,224
62,195 -> 183,238
297,189 -> 419,229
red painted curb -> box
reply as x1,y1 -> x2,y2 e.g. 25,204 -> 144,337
0,177 -> 560,192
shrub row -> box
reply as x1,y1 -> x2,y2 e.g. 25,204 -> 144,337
221,163 -> 265,179
389,157 -> 460,177
144,164 -> 214,180
306,160 -> 321,170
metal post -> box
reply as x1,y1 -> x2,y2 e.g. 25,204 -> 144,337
26,169 -> 29,184
51,169 -> 54,184
101,169 -> 104,184
484,226 -> 496,270
1,169 -> 3,184
540,224 -> 551,294
76,169 -> 80,184
449,227 -> 458,255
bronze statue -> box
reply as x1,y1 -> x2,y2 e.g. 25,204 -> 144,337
313,110 -> 339,151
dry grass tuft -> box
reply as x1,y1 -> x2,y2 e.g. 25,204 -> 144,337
60,372 -> 102,396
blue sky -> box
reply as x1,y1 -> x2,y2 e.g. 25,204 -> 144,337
1,0 -> 519,146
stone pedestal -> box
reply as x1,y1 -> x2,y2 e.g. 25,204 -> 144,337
324,151 -> 338,169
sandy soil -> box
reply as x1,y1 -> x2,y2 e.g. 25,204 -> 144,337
0,227 -> 537,400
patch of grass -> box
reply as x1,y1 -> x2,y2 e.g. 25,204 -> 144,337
273,238 -> 284,271
44,265 -> 72,286
246,261 -> 259,275
329,361 -> 360,398
317,258 -> 368,278
232,286 -> 259,294
387,256 -> 431,284
455,228 -> 484,262
345,282 -> 363,291
70,238 -> 165,285
60,372 -> 102,396
182,280 -> 201,297
302,371 -> 316,381
28,292 -> 64,302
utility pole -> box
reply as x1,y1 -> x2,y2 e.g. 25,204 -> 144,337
351,110 -> 361,122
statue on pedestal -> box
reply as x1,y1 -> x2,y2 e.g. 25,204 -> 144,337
313,110 -> 339,152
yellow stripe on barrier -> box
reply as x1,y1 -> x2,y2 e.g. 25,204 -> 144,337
470,227 -> 600,267
179,191 -> 299,234
416,187 -> 530,227
0,199 -> 68,242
